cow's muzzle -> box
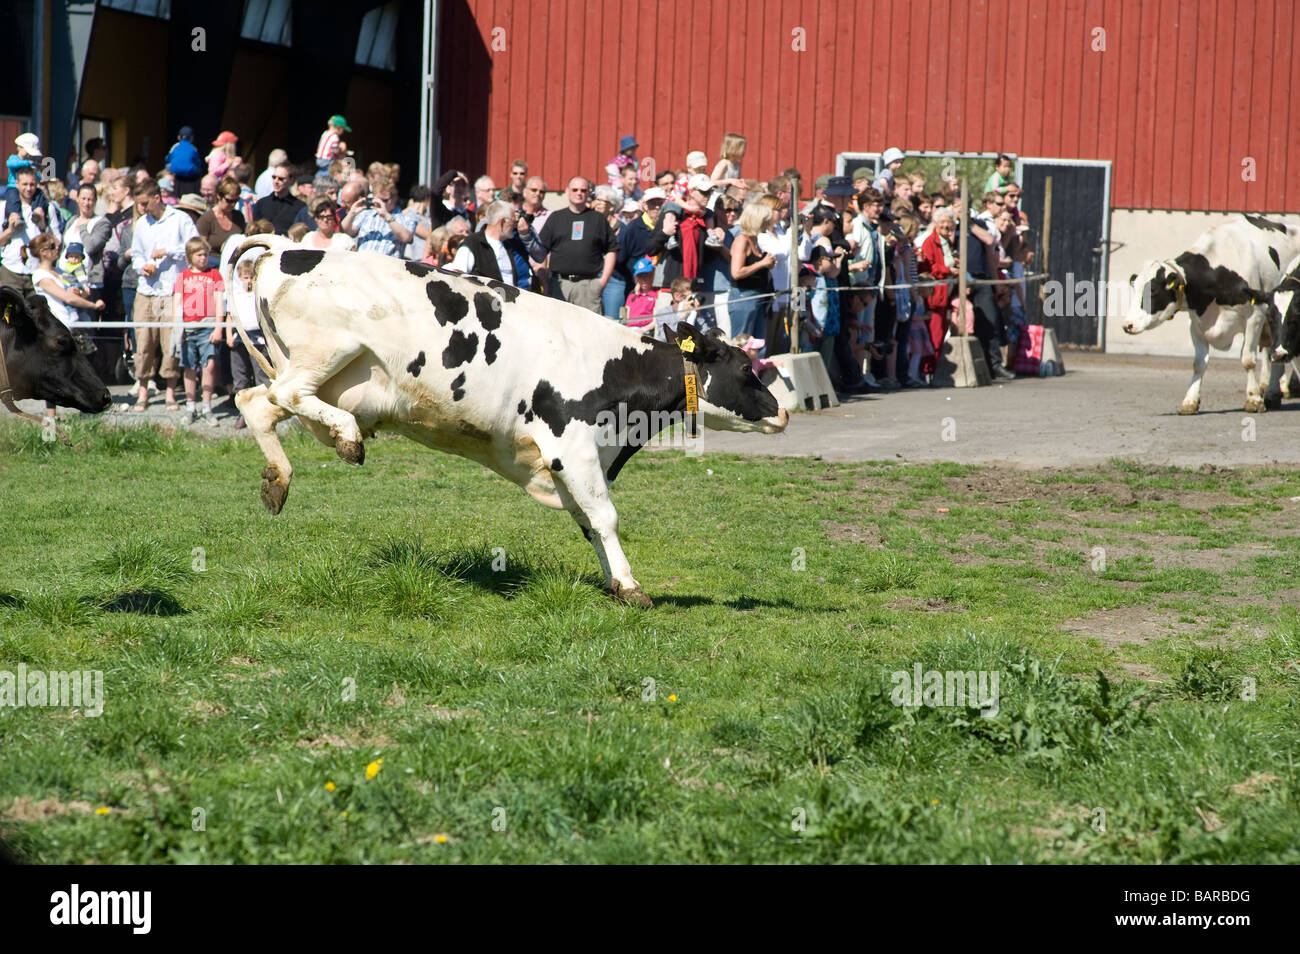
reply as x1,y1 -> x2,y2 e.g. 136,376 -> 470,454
761,407 -> 789,434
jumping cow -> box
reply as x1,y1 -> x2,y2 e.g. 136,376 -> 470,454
226,239 -> 788,608
1122,214 -> 1300,414
0,287 -> 112,428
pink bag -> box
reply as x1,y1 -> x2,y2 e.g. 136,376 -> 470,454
1010,324 -> 1045,376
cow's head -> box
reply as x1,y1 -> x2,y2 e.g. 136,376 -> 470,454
0,288 -> 112,413
665,324 -> 788,434
1122,260 -> 1185,334
1271,275 -> 1300,362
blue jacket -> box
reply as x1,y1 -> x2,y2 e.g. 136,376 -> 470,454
166,139 -> 202,179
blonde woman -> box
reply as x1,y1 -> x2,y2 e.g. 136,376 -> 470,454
710,133 -> 748,191
728,201 -> 776,343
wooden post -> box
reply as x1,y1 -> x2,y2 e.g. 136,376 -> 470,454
789,177 -> 801,353
957,177 -> 968,337
1038,175 -> 1053,301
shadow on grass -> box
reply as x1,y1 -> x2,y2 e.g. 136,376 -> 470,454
0,592 -> 23,609
93,589 -> 186,616
653,593 -> 848,613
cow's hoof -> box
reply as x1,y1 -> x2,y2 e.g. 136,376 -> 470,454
260,466 -> 290,514
1177,402 -> 1199,415
608,584 -> 654,609
1244,396 -> 1266,414
336,438 -> 365,465
1264,392 -> 1282,410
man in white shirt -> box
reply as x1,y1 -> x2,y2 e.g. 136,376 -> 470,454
0,168 -> 60,294
449,200 -> 520,286
130,178 -> 199,410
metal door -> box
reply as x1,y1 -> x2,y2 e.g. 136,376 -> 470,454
1017,159 -> 1112,347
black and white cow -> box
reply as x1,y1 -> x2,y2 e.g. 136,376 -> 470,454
226,238 -> 787,608
0,286 -> 111,419
1122,214 -> 1300,414
1268,253 -> 1300,365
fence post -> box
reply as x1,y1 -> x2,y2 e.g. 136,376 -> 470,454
1038,175 -> 1053,302
957,177 -> 968,337
789,177 -> 801,353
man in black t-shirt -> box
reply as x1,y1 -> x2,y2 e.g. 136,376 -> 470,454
520,176 -> 617,313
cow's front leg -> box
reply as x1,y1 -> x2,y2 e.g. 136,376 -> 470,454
236,385 -> 294,513
266,361 -> 366,464
1243,306 -> 1268,413
550,452 -> 652,608
1179,324 -> 1210,414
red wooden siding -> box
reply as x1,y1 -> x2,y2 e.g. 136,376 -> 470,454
436,0 -> 1299,211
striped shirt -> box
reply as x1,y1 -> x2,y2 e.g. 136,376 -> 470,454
352,208 -> 416,257
316,129 -> 340,162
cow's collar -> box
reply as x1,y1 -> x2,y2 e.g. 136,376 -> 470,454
1161,260 -> 1188,318
678,339 -> 701,439
0,306 -> 73,446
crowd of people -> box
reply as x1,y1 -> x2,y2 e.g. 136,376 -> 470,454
0,119 -> 1036,426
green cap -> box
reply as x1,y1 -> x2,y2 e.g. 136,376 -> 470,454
814,173 -> 832,190
329,114 -> 352,132
851,166 -> 873,181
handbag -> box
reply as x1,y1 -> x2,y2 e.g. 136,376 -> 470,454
1010,324 -> 1045,376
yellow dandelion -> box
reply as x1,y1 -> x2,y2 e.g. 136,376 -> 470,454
324,781 -> 336,792
932,799 -> 939,805
341,811 -> 349,818
366,760 -> 382,780
434,834 -> 448,844
95,806 -> 110,815
668,694 -> 677,702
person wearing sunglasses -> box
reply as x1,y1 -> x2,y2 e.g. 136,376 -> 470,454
517,176 -> 617,313
299,197 -> 353,251
251,162 -> 305,236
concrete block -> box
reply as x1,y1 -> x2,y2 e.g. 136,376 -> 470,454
1040,327 -> 1066,375
767,352 -> 840,411
935,336 -> 990,388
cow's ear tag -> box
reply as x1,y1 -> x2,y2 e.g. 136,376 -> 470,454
679,338 -> 696,354
3,304 -> 11,324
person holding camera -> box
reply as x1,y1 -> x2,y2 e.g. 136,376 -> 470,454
341,176 -> 413,257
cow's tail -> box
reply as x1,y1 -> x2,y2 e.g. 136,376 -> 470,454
229,238 -> 285,382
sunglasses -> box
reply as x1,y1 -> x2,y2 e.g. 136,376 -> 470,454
271,174 -> 288,182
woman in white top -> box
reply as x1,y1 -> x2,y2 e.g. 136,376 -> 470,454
25,232 -> 106,420
300,197 -> 354,251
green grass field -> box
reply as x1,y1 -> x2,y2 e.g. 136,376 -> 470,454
1,417 -> 1297,863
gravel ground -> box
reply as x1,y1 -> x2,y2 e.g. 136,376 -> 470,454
19,351 -> 1300,469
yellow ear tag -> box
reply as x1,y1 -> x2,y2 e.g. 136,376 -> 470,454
3,304 -> 11,324
679,338 -> 696,354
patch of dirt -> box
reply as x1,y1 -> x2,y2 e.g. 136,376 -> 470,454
1229,773 -> 1281,797
939,469 -> 1249,511
382,683 -> 406,708
1061,606 -> 1199,647
824,520 -> 881,545
886,596 -> 966,613
422,705 -> 478,721
1117,662 -> 1167,683
295,731 -> 395,749
3,796 -> 94,822
192,700 -> 227,718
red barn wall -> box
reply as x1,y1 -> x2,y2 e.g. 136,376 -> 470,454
436,0 -> 1300,211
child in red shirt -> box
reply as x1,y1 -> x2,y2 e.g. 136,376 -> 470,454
171,237 -> 225,424
624,256 -> 658,327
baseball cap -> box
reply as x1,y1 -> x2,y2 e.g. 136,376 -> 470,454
633,256 -> 655,276
809,244 -> 834,262
14,133 -> 41,156
177,126 -> 194,140
799,262 -> 818,277
158,174 -> 176,194
851,166 -> 873,182
295,174 -> 315,187
621,198 -> 640,214
211,130 -> 238,146
686,150 -> 708,169
824,176 -> 856,197
641,187 -> 667,203
64,243 -> 85,258
881,147 -> 905,165
329,115 -> 352,132
686,173 -> 714,194
814,173 -> 831,191
619,134 -> 639,152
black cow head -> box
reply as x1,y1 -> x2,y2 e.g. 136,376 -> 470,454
1271,275 -> 1300,362
0,287 -> 111,413
663,323 -> 787,434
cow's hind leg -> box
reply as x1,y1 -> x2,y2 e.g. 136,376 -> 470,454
1243,307 -> 1269,413
236,385 -> 294,514
264,351 -> 366,464
550,451 -> 652,608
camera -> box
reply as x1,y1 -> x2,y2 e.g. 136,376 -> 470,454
362,193 -> 375,209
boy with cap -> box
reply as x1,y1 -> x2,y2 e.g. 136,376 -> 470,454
4,134 -> 52,225
316,116 -> 350,172
624,256 -> 659,327
872,147 -> 905,197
